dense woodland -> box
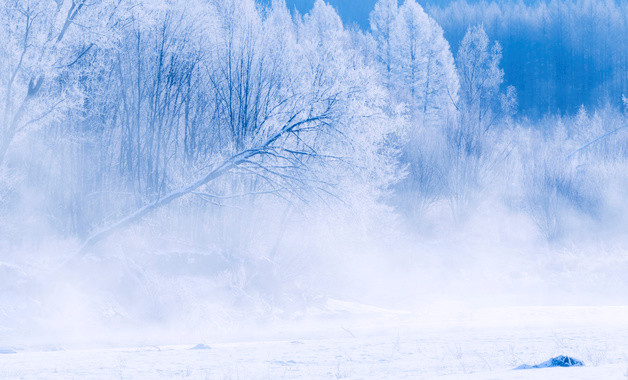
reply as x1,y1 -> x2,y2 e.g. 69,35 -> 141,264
0,0 -> 627,330
428,0 -> 628,116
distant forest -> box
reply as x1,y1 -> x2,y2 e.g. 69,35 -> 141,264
428,0 -> 628,116
283,0 -> 628,116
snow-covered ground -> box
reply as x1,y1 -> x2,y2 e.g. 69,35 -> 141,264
2,303 -> 628,379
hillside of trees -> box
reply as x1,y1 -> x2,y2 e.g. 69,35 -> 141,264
428,0 -> 628,116
283,0 -> 628,116
1,0 -> 627,338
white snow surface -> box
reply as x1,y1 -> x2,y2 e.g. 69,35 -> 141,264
2,302 -> 628,379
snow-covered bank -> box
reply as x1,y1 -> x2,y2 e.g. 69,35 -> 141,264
441,365 -> 627,380
1,304 -> 627,379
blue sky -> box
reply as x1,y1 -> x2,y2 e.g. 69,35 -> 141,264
281,1 -> 478,29
286,0 -> 378,29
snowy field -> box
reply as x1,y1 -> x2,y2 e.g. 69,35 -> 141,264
2,304 -> 628,379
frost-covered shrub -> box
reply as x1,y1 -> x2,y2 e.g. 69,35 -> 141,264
524,159 -> 600,241
515,106 -> 626,241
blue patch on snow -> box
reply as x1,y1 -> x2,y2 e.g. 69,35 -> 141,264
189,344 -> 211,350
515,355 -> 584,370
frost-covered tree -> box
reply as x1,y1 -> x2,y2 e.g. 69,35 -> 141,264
0,1 -> 56,165
370,0 -> 458,123
0,0 -> 406,322
0,0 -> 120,167
370,0 -> 459,219
393,0 -> 431,118
369,0 -> 398,90
446,25 -> 516,219
66,0 -> 399,261
420,18 -> 459,128
0,0 -> 135,238
456,25 -> 513,133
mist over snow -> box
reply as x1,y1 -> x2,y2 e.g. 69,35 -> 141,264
1,0 -> 628,378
